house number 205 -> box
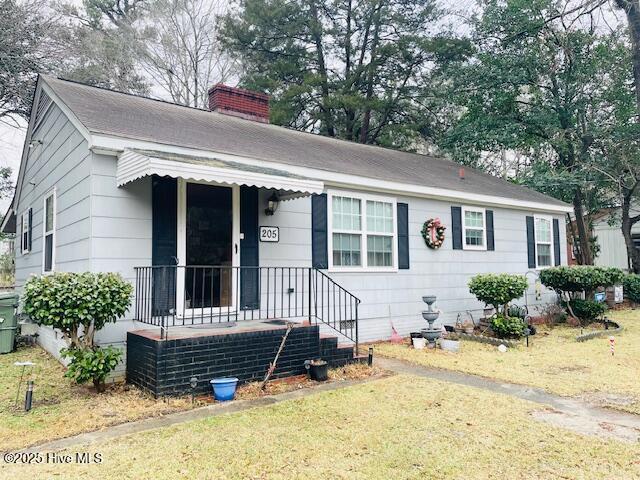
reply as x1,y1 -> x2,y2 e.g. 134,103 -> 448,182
259,226 -> 279,242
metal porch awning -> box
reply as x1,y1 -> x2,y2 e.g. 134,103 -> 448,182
117,149 -> 324,198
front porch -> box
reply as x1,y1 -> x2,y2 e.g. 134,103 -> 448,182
129,264 -> 362,396
126,319 -> 361,397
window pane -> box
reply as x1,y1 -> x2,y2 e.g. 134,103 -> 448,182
535,218 -> 551,242
333,196 -> 361,231
45,195 -> 54,232
464,210 -> 484,228
366,200 -> 393,233
333,233 -> 361,266
367,235 -> 393,267
44,234 -> 53,271
537,243 -> 552,267
465,228 -> 484,246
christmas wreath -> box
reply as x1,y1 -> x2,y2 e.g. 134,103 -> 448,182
422,218 -> 446,249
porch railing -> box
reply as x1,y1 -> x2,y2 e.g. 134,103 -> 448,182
133,266 -> 360,349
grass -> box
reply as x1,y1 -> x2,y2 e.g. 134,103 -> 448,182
375,309 -> 640,414
4,374 -> 640,480
0,344 -> 193,451
1,345 -> 380,451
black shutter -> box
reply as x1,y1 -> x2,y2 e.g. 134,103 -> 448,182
152,176 -> 177,316
553,218 -> 561,266
20,215 -> 23,252
451,206 -> 462,250
486,210 -> 495,251
526,216 -> 536,268
240,186 -> 260,309
27,208 -> 32,251
397,203 -> 409,269
311,194 -> 328,269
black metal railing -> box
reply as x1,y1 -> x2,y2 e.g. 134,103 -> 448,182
133,266 -> 360,348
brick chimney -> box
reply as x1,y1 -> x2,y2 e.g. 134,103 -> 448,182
208,84 -> 270,123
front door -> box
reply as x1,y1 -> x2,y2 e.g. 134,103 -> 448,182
177,181 -> 239,315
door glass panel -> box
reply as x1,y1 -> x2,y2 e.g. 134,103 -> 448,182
185,184 -> 233,308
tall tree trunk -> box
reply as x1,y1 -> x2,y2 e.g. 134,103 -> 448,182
620,181 -> 640,273
621,199 -> 640,273
359,0 -> 383,144
614,1 -> 640,271
573,189 -> 594,265
343,0 -> 356,141
308,0 -> 335,137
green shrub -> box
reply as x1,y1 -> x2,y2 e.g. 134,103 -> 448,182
62,346 -> 123,392
539,266 -> 624,298
22,272 -> 132,390
623,274 -> 640,304
490,315 -> 526,338
468,274 -> 528,313
539,266 -> 623,326
22,272 -> 132,349
566,299 -> 606,324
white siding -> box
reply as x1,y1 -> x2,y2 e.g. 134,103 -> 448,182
14,104 -> 93,357
89,153 -> 152,345
260,188 -> 567,343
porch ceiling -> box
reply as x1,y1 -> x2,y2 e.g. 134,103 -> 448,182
116,149 -> 324,197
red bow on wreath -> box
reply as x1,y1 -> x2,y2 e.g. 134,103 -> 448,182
430,218 -> 442,243
422,218 -> 446,249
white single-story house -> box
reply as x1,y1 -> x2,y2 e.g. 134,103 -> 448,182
1,76 -> 572,394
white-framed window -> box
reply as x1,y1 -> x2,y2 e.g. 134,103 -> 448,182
21,208 -> 32,254
462,206 -> 486,250
328,191 -> 397,271
534,215 -> 553,268
42,189 -> 56,272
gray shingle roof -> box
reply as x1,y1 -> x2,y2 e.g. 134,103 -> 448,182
44,76 -> 568,207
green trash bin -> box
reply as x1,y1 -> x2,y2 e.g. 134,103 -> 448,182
0,292 -> 19,354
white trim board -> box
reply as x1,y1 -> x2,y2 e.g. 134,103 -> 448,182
92,134 -> 573,214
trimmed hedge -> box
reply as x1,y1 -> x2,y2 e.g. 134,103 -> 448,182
539,266 -> 624,296
539,266 -> 623,326
468,274 -> 528,313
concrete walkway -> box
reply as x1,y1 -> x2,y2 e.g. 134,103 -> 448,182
377,357 -> 640,443
22,375 -> 383,454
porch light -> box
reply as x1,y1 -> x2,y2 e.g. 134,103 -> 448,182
265,192 -> 280,216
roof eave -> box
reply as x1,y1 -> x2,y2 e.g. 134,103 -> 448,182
90,133 -> 572,214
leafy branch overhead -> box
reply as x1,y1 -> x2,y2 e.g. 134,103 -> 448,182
219,0 -> 471,148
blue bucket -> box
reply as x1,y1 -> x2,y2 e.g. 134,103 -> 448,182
210,377 -> 239,401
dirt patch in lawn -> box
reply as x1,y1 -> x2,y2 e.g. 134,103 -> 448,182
222,363 -> 385,401
580,392 -> 639,408
531,407 -> 640,443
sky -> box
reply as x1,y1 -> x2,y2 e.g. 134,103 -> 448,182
0,120 -> 25,213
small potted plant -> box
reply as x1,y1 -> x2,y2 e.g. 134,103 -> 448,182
439,327 -> 460,352
309,359 -> 328,381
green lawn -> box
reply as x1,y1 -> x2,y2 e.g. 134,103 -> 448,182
0,344 -> 192,451
376,309 -> 640,414
4,374 -> 640,479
